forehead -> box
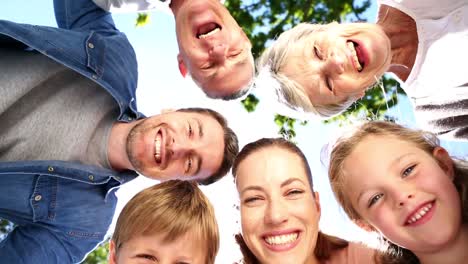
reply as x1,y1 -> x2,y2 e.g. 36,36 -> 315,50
237,147 -> 308,187
342,135 -> 422,181
122,232 -> 206,263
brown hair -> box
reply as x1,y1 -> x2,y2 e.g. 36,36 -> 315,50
177,107 -> 239,185
232,138 -> 348,263
112,180 -> 219,264
328,121 -> 468,264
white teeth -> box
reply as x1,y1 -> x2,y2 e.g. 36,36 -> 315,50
154,133 -> 162,162
347,41 -> 362,72
264,233 -> 298,245
199,27 -> 220,39
407,203 -> 433,224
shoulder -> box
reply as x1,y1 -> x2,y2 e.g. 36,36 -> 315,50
326,242 -> 377,264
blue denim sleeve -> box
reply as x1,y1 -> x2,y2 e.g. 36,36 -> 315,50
0,226 -> 83,264
53,0 -> 117,31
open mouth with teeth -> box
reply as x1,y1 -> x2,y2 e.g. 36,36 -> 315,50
197,22 -> 221,39
154,130 -> 163,165
405,201 -> 435,226
262,231 -> 301,251
347,40 -> 366,72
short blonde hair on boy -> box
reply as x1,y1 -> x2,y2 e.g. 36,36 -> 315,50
112,180 -> 219,264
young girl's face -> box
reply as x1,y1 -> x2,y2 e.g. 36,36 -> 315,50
342,134 -> 462,254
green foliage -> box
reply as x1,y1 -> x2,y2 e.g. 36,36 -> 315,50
274,114 -> 307,141
0,218 -> 15,241
325,75 -> 405,125
135,13 -> 150,27
82,240 -> 110,264
241,94 -> 260,112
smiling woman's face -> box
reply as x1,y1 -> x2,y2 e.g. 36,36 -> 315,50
282,22 -> 391,107
236,146 -> 321,264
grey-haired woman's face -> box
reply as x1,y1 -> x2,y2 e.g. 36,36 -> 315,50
282,22 -> 391,106
236,147 -> 321,264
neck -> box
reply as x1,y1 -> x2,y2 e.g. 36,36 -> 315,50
376,4 -> 418,81
417,224 -> 468,264
305,253 -> 321,264
108,121 -> 137,171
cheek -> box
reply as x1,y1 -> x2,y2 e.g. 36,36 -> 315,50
241,207 -> 262,233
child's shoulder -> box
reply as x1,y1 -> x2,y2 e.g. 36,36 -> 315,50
325,242 -> 377,264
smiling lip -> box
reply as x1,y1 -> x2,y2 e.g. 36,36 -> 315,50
154,128 -> 167,169
191,12 -> 221,38
261,229 -> 301,252
404,201 -> 436,227
349,39 -> 369,72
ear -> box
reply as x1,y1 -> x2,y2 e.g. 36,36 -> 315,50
177,54 -> 188,78
160,108 -> 176,114
108,240 -> 117,264
313,191 -> 321,218
433,147 -> 454,180
354,219 -> 376,232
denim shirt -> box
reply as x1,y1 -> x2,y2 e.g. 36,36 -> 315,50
0,0 -> 141,263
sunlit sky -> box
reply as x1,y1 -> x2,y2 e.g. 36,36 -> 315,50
2,1 -> 468,263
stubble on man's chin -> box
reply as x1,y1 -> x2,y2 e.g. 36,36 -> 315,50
125,120 -> 158,175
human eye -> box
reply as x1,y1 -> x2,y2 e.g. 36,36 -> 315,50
201,61 -> 213,70
188,123 -> 193,137
286,189 -> 304,197
325,77 -> 333,92
185,157 -> 193,174
367,193 -> 383,208
243,195 -> 263,205
402,164 -> 416,178
314,45 -> 323,60
229,49 -> 243,58
136,254 -> 157,261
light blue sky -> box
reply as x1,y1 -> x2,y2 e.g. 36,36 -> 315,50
2,1 -> 467,263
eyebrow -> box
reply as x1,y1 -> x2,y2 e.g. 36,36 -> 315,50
240,185 -> 264,196
196,118 -> 203,138
206,48 -> 250,81
240,177 -> 305,196
281,177 -> 306,188
193,156 -> 202,177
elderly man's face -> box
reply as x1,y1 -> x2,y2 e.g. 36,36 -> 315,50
175,0 -> 254,99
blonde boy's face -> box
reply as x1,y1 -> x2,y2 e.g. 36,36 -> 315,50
109,231 -> 206,264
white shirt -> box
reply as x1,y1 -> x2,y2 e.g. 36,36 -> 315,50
379,0 -> 468,140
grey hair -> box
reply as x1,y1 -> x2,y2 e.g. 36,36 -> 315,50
257,22 -> 356,119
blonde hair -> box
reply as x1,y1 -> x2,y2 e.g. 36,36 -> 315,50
328,121 -> 468,264
112,180 -> 219,264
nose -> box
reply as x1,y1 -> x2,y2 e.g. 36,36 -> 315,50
396,192 -> 414,208
168,138 -> 191,160
209,43 -> 228,63
264,199 -> 288,226
324,52 -> 345,76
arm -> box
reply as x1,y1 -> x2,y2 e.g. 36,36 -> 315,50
54,0 -> 117,31
0,225 -> 87,264
92,0 -> 168,12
